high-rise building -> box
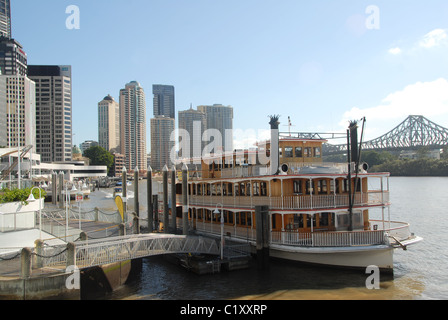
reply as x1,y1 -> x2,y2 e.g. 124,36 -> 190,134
98,94 -> 120,152
178,107 -> 206,160
197,104 -> 234,152
0,38 -> 27,76
119,81 -> 147,171
0,0 -> 12,39
150,116 -> 175,171
153,84 -> 175,119
28,65 -> 73,162
0,75 -> 36,148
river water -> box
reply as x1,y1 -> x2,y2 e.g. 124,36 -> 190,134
81,177 -> 448,300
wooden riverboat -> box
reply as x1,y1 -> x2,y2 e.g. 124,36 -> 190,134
176,117 -> 422,271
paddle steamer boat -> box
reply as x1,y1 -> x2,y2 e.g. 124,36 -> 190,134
178,117 -> 422,271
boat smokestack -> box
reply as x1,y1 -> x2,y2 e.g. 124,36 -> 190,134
269,115 -> 280,175
349,121 -> 359,164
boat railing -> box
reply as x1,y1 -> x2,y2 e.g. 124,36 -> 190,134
186,191 -> 389,210
369,220 -> 412,242
194,222 -> 390,248
270,230 -> 387,247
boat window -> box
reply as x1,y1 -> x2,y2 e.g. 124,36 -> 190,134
293,180 -> 303,194
304,147 -> 312,157
235,183 -> 239,196
337,213 -> 350,230
253,182 -> 260,196
285,147 -> 293,158
279,147 -> 282,158
319,212 -> 331,227
295,147 -> 302,158
240,183 -> 245,196
314,147 -> 321,158
306,180 -> 313,195
260,182 -> 267,196
307,215 -> 316,228
206,184 -> 211,196
294,214 -> 304,228
317,180 -> 327,194
227,183 -> 232,196
246,182 -> 251,196
247,212 -> 252,227
222,183 -> 227,196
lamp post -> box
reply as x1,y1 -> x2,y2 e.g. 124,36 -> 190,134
213,203 -> 224,260
65,182 -> 77,240
27,186 -> 43,239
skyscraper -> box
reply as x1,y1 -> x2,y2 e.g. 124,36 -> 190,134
0,38 -> 27,76
119,81 -> 147,171
28,65 -> 73,162
98,94 -> 120,152
150,116 -> 175,171
178,107 -> 206,160
153,84 -> 175,119
197,104 -> 234,152
0,0 -> 11,39
0,75 -> 36,148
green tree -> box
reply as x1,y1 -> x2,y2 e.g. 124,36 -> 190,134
83,146 -> 114,174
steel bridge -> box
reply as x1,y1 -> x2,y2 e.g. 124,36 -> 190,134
323,115 -> 448,155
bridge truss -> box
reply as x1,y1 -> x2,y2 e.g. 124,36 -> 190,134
323,115 -> 448,154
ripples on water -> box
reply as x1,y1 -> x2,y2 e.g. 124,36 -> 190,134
84,177 -> 448,300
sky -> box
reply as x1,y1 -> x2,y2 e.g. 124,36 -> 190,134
11,0 -> 448,151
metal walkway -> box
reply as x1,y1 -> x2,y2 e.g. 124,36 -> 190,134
33,233 -> 220,272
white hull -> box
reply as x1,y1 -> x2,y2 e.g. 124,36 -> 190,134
269,244 -> 394,271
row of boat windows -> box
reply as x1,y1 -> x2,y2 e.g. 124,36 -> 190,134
190,178 -> 362,196
189,209 -> 362,231
280,146 -> 321,158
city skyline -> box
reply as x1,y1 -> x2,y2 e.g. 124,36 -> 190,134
10,1 -> 448,152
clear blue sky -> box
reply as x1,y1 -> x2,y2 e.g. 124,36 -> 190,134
12,0 -> 448,151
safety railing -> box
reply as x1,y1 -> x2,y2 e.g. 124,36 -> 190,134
187,191 -> 389,210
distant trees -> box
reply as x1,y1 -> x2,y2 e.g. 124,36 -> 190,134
324,148 -> 448,176
83,146 -> 114,174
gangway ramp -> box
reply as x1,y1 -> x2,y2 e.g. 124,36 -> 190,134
60,234 -> 220,269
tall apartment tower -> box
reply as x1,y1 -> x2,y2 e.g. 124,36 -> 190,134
197,104 -> 234,152
28,65 -> 73,162
0,75 -> 36,148
119,81 -> 147,171
153,84 -> 175,119
0,38 -> 27,76
0,0 -> 11,39
98,94 -> 120,152
150,116 -> 175,171
178,107 -> 206,160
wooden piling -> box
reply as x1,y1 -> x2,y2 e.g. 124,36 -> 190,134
171,166 -> 177,233
255,206 -> 270,269
51,171 -> 57,205
163,165 -> 169,233
147,166 -> 153,233
134,167 -> 140,233
58,171 -> 64,208
122,167 -> 127,223
182,163 -> 189,235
